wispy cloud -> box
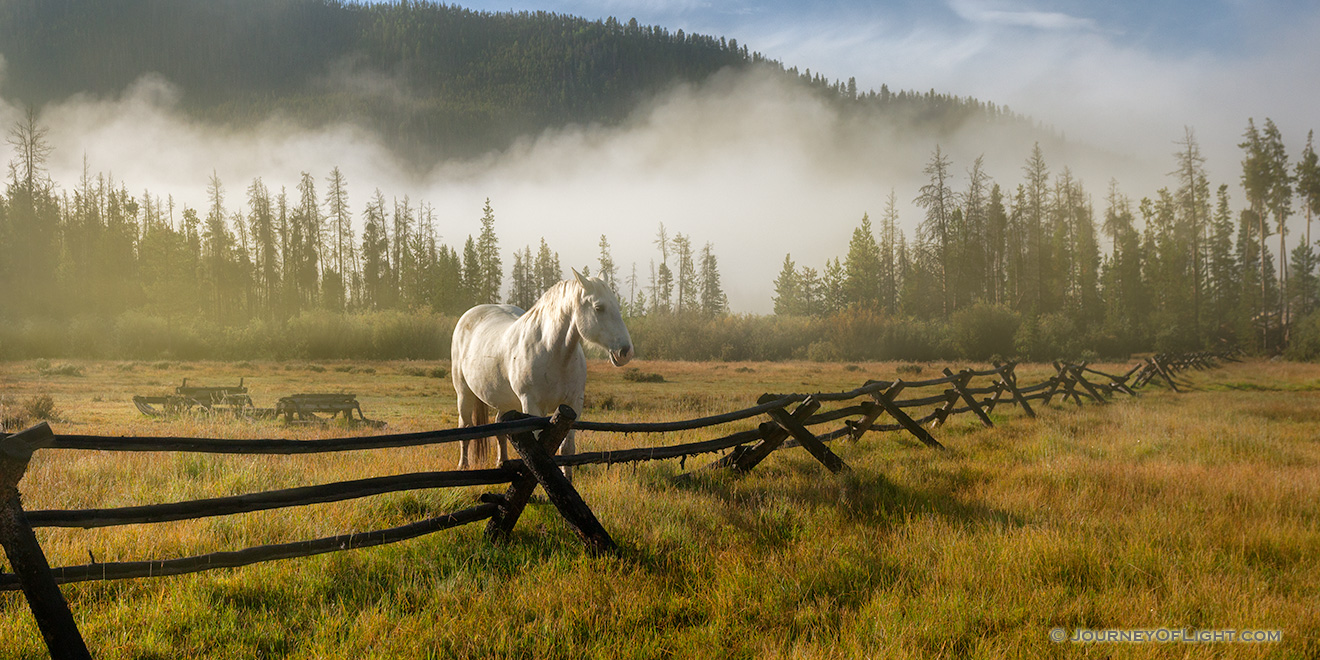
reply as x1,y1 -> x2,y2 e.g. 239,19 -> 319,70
947,0 -> 1099,32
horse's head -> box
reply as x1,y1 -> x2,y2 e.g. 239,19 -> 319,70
572,269 -> 634,366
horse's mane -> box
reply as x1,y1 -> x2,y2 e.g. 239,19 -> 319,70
520,279 -> 580,325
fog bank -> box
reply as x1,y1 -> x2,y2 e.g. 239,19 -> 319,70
5,65 -> 1174,313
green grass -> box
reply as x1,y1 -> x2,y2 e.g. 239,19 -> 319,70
1,358 -> 1317,658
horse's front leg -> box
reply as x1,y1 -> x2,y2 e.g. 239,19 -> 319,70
559,393 -> 584,483
515,398 -> 542,466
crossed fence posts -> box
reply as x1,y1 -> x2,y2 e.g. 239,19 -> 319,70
0,351 -> 1235,658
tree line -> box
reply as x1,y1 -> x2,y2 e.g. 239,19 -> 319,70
0,107 -> 729,360
773,120 -> 1320,359
5,111 -> 1320,362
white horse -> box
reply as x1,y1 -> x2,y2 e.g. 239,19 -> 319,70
451,269 -> 633,476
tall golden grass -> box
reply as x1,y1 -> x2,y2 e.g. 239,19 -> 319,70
1,358 -> 1316,658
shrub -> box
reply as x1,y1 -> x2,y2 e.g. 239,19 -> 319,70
22,394 -> 58,422
949,303 -> 1020,361
623,368 -> 665,383
1286,312 -> 1320,361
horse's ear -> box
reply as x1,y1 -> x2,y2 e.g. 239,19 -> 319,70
572,268 -> 590,288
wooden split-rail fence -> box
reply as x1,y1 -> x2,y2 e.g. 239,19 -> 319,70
0,351 -> 1238,658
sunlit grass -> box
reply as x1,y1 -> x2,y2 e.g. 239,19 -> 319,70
1,358 -> 1318,657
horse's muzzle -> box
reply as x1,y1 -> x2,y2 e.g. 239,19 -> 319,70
609,343 -> 634,367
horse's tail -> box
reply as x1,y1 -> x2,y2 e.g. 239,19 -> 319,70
470,400 -> 492,466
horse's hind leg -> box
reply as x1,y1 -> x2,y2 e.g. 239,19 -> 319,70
456,379 -> 481,470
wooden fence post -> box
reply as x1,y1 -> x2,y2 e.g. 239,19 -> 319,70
870,382 -> 946,450
846,381 -> 905,443
1052,363 -> 1085,406
944,369 -> 994,427
729,397 -> 821,473
1066,363 -> 1110,404
929,387 -> 962,428
484,409 -> 575,544
0,423 -> 93,660
499,408 -> 616,556
1150,356 -> 1182,392
994,362 -> 1035,418
763,406 -> 850,474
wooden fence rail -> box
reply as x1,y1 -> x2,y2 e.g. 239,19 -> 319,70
0,351 -> 1235,658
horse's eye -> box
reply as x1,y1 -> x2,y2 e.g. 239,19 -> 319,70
594,303 -> 606,313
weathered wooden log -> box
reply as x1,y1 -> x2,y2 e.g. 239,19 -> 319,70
993,362 -> 1036,418
573,395 -> 795,433
730,397 -> 822,472
0,423 -> 93,659
49,416 -> 549,454
945,369 -> 994,427
1067,363 -> 1111,403
28,468 -> 515,529
928,388 -> 962,429
1151,356 -> 1182,392
501,407 -> 616,556
765,406 -> 850,473
871,382 -> 945,450
557,428 -> 761,467
485,408 -> 577,543
848,400 -> 888,442
2,504 -> 499,591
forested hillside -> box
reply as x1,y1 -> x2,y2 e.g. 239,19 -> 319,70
0,0 -> 1022,162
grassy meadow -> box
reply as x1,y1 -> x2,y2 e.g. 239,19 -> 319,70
1,357 -> 1318,658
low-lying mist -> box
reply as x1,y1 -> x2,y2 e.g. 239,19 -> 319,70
3,64 -> 1168,313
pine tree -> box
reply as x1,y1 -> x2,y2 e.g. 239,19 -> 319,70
652,223 -> 673,312
798,265 -> 821,316
1207,185 -> 1239,341
1021,144 -> 1051,313
1172,128 -> 1211,341
324,166 -> 352,311
1240,119 -> 1273,349
461,236 -> 480,308
915,145 -> 955,316
246,177 -> 278,318
985,183 -> 1009,305
822,258 -> 846,316
202,171 -> 232,321
1261,119 -> 1294,334
476,198 -> 502,304
361,190 -> 391,310
773,254 -> 800,315
391,196 -> 413,304
4,107 -> 58,316
878,193 -> 900,312
698,242 -> 727,315
843,213 -> 881,308
597,234 -> 617,293
508,246 -> 536,309
672,232 -> 697,313
959,155 -> 991,307
534,238 -> 560,294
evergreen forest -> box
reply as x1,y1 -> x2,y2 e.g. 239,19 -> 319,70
1,1 -> 1318,362
0,0 -> 1022,162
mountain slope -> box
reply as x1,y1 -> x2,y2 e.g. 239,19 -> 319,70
0,0 -> 1030,162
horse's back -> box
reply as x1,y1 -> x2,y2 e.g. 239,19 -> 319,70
452,304 -> 525,411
